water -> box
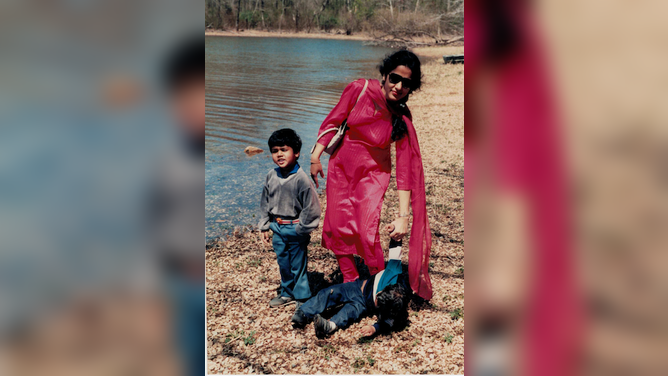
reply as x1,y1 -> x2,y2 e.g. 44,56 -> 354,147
206,36 -> 393,240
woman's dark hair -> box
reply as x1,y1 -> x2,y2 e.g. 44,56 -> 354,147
376,283 -> 409,332
378,49 -> 423,93
268,128 -> 302,154
378,49 -> 422,141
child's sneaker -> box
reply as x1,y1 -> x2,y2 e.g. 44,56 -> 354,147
291,309 -> 308,329
270,295 -> 294,308
314,314 -> 336,339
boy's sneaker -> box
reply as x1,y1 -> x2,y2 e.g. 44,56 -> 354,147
314,314 -> 336,339
269,296 -> 294,308
291,309 -> 308,329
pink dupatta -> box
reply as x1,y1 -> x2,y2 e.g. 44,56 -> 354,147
390,104 -> 433,301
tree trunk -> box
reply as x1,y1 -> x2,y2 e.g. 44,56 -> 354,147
414,0 -> 419,13
294,9 -> 299,31
279,0 -> 285,32
236,0 -> 241,31
388,0 -> 394,19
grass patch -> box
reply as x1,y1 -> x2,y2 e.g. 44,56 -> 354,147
357,336 -> 375,344
243,331 -> 256,345
450,308 -> 463,321
224,329 -> 257,346
320,344 -> 338,360
247,258 -> 262,267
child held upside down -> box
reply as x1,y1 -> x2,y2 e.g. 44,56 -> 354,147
291,235 -> 410,339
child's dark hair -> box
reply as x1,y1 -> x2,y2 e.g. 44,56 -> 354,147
163,35 -> 203,92
376,283 -> 409,332
268,128 -> 302,154
378,49 -> 422,141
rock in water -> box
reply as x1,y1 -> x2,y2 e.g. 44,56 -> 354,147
244,146 -> 264,156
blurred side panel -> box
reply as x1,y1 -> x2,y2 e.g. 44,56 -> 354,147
0,1 -> 203,376
466,1 -> 582,375
467,0 -> 668,375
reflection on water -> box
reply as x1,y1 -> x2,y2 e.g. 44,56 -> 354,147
206,36 -> 392,240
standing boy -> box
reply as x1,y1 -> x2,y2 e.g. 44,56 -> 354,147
259,129 -> 321,307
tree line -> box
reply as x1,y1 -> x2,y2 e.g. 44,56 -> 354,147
205,0 -> 463,41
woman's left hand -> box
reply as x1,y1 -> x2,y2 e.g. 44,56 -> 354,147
388,217 -> 409,241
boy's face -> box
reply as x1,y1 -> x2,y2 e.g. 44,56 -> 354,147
271,145 -> 299,170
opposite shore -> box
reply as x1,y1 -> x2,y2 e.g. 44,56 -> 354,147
205,28 -> 464,47
206,28 -> 374,41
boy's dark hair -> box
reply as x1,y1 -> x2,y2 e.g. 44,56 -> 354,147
268,128 -> 302,155
163,35 -> 204,92
378,49 -> 422,142
376,283 -> 409,332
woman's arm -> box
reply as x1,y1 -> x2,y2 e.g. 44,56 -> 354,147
391,132 -> 413,241
315,80 -> 365,148
389,190 -> 411,241
310,143 -> 326,188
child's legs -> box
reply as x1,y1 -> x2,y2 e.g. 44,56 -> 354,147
270,222 -> 295,298
299,280 -> 363,320
330,300 -> 367,329
286,226 -> 311,300
335,254 -> 359,283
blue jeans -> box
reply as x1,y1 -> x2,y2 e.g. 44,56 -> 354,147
299,279 -> 368,329
270,221 -> 311,300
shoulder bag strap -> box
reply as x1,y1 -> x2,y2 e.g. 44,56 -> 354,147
316,79 -> 369,139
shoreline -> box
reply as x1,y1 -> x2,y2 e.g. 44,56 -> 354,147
205,28 -> 374,41
205,29 -> 464,48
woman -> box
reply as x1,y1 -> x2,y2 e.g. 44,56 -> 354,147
310,50 -> 433,300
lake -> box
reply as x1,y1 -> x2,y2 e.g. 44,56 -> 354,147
205,36 -> 393,240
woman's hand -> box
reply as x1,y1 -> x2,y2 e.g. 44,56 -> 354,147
388,217 -> 409,241
360,325 -> 376,337
310,143 -> 326,188
310,160 -> 324,188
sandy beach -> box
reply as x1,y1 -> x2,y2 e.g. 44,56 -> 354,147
206,44 -> 464,374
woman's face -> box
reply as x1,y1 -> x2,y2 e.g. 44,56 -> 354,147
382,65 -> 413,102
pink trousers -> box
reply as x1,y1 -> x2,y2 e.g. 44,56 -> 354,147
335,254 -> 359,283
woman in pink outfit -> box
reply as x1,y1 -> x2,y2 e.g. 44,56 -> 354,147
310,50 -> 433,300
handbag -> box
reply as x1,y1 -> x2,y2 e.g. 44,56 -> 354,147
311,79 -> 369,155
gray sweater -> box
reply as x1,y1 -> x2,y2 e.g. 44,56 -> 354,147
258,164 -> 321,236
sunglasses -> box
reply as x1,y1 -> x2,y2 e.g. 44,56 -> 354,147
388,73 -> 413,89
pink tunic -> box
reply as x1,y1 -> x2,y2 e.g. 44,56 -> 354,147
317,79 -> 433,300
